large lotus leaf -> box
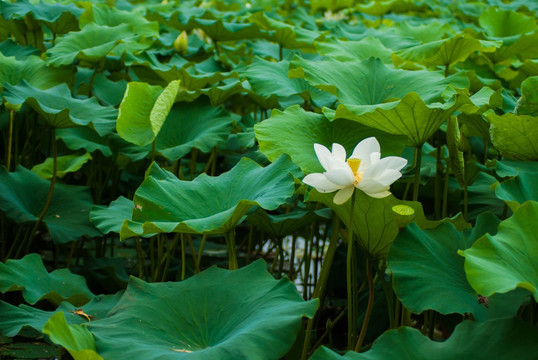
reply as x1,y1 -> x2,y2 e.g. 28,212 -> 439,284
0,0 -> 82,34
116,80 -> 180,147
486,111 -> 538,161
91,74 -> 128,107
43,312 -> 103,360
250,12 -> 319,50
479,7 -> 537,39
254,105 -> 407,174
315,37 -> 392,63
492,31 -> 538,62
0,166 -> 101,244
289,56 -> 467,106
0,293 -> 122,337
461,201 -> 538,300
514,76 -> 538,116
90,196 -> 134,235
242,57 -> 335,108
56,128 -> 112,157
46,23 -> 143,67
392,34 -> 500,68
31,153 -> 92,179
120,156 -> 297,238
310,317 -> 538,359
2,81 -> 117,135
173,80 -> 246,107
0,254 -> 94,306
308,190 -> 469,259
490,159 -> 538,212
388,216 -> 528,320
0,53 -> 72,90
329,92 -> 464,147
458,86 -> 503,115
79,4 -> 159,38
393,21 -> 454,44
155,99 -> 236,161
86,260 -> 317,359
194,18 -> 266,42
0,38 -> 39,59
247,208 -> 331,238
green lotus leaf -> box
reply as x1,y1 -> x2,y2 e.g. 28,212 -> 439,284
144,7 -> 209,32
0,253 -> 94,306
479,7 -> 537,39
108,133 -> 151,163
315,37 -> 392,63
486,111 -> 538,161
290,57 -> 465,107
116,80 -> 180,147
310,317 -> 538,359
56,128 -> 112,157
251,12 -> 320,50
254,105 -> 407,174
308,190 -> 469,259
0,38 -> 39,59
329,91 -> 465,147
458,86 -> 503,115
515,76 -> 538,116
355,0 -> 397,16
392,34 -> 500,69
175,79 -> 246,107
43,312 -> 103,360
0,53 -> 73,90
247,207 -> 331,238
155,99 -> 237,161
120,155 -> 297,238
490,159 -> 538,212
492,31 -> 538,62
461,201 -> 538,300
0,165 -> 101,244
90,196 -> 134,235
194,17 -> 266,42
0,293 -> 122,337
0,0 -> 82,35
91,73 -> 127,107
86,260 -> 317,359
2,81 -> 117,135
80,4 -> 159,38
388,215 -> 528,320
31,152 -> 92,179
46,23 -> 143,67
242,57 -> 335,108
310,0 -> 353,12
393,21 -> 453,44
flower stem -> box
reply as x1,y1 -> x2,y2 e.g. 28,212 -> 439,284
6,110 -> 14,171
300,217 -> 341,360
347,190 -> 357,348
225,230 -> 238,270
413,145 -> 423,202
180,233 -> 186,280
355,258 -> 374,352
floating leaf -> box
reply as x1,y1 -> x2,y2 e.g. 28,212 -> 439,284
121,155 -> 297,238
0,254 -> 94,306
0,165 -> 101,243
311,318 -> 538,359
2,81 -> 117,135
116,80 -> 180,147
87,260 -> 317,359
461,201 -> 538,300
31,153 -> 92,179
254,105 -> 407,174
43,312 -> 103,360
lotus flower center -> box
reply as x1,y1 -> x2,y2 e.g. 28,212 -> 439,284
347,158 -> 363,185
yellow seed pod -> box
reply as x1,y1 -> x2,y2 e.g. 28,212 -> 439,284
173,31 -> 188,53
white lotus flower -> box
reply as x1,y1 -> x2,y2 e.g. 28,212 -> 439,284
303,137 -> 407,205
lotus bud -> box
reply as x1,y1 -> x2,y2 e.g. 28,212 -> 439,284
173,31 -> 188,53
